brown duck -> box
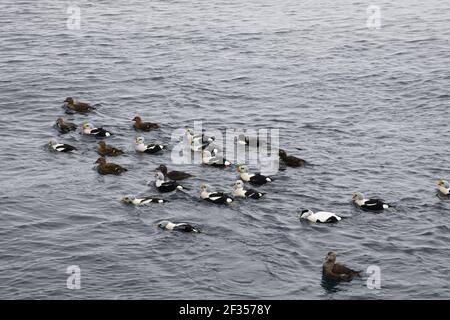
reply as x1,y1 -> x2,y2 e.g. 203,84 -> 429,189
55,117 -> 77,134
64,97 -> 95,113
133,116 -> 160,131
279,149 -> 306,167
95,157 -> 127,175
97,141 -> 124,157
157,164 -> 192,181
322,252 -> 361,282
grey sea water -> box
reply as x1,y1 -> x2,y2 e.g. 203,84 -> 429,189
0,0 -> 449,299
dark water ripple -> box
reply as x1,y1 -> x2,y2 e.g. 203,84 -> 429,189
1,0 -> 450,299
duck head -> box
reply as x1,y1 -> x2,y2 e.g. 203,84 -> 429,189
300,209 -> 313,219
233,180 -> 244,190
157,164 -> 167,174
325,251 -> 337,263
437,179 -> 449,189
352,192 -> 364,202
121,196 -> 133,204
157,220 -> 170,229
236,165 -> 248,173
95,157 -> 106,165
64,97 -> 74,104
82,123 -> 92,130
135,137 -> 145,145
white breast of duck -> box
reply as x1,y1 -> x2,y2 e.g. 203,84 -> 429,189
155,178 -> 166,188
239,172 -> 252,181
164,222 -> 178,230
233,187 -> 247,198
200,189 -> 211,199
135,142 -> 148,152
354,198 -> 366,207
439,186 -> 450,195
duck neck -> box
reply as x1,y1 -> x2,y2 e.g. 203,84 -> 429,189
439,186 -> 449,195
240,172 -> 251,181
200,190 -> 209,199
233,187 -> 246,197
136,143 -> 146,152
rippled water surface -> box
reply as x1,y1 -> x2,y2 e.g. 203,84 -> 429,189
1,0 -> 450,299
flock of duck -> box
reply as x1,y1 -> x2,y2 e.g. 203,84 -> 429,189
49,97 -> 450,283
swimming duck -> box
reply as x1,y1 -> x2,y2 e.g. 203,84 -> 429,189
157,221 -> 201,233
437,179 -> 449,195
48,140 -> 77,153
95,157 -> 127,175
352,192 -> 392,211
322,251 -> 361,282
185,129 -> 214,152
202,150 -> 231,167
133,116 -> 160,131
97,141 -> 124,157
121,195 -> 167,205
236,165 -> 272,186
55,117 -> 77,134
156,164 -> 192,181
279,149 -> 306,167
232,180 -> 264,199
82,123 -> 112,137
185,128 -> 214,144
64,97 -> 95,113
200,184 -> 233,204
300,209 -> 341,223
135,137 -> 166,154
154,172 -> 186,192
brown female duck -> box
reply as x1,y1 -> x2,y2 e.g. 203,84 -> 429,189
64,97 -> 95,113
322,252 -> 361,281
97,141 -> 124,157
279,149 -> 306,167
95,157 -> 127,175
133,116 -> 160,131
55,117 -> 77,134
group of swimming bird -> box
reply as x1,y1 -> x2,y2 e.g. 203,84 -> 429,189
49,97 -> 450,283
